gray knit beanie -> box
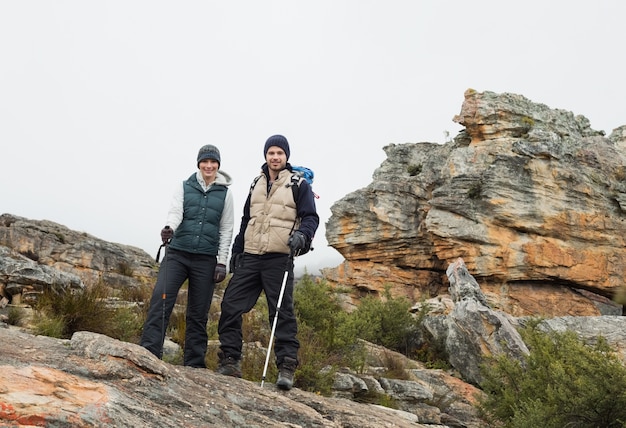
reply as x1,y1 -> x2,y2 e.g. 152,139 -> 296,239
197,144 -> 221,168
263,135 -> 290,160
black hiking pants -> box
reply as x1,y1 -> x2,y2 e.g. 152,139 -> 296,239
218,253 -> 299,367
140,248 -> 217,368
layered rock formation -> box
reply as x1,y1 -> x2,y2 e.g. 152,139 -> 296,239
324,90 -> 626,317
0,213 -> 158,304
0,326 -> 487,427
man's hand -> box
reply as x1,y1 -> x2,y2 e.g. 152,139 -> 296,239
214,263 -> 227,283
288,231 -> 307,256
161,226 -> 173,244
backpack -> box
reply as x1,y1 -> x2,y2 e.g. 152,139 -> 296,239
290,165 -> 319,200
248,165 -> 319,201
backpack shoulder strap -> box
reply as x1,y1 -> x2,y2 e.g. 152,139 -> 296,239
289,165 -> 318,200
287,172 -> 303,202
249,174 -> 263,194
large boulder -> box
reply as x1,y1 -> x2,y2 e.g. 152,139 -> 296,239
324,90 -> 626,317
0,214 -> 158,298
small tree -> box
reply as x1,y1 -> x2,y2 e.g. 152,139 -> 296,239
294,275 -> 350,351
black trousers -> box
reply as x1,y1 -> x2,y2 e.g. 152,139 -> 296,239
140,248 -> 217,368
218,253 -> 299,366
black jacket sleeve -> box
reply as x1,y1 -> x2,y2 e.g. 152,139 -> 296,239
231,193 -> 251,255
295,179 -> 319,241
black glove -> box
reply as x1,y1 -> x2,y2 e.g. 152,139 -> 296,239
229,253 -> 243,274
161,226 -> 173,244
288,231 -> 307,256
214,263 -> 227,283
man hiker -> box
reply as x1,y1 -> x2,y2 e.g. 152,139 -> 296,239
140,144 -> 234,368
216,134 -> 319,390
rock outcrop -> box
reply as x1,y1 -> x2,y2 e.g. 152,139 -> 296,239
0,246 -> 84,305
0,326 -> 486,427
324,90 -> 626,317
0,213 -> 158,303
420,258 -> 626,386
431,258 -> 529,385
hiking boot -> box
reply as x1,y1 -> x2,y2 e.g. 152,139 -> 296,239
217,353 -> 242,378
276,357 -> 297,390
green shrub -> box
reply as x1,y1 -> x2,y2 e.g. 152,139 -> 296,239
407,164 -> 422,176
414,331 -> 450,370
478,322 -> 626,428
206,300 -> 221,340
117,282 -> 152,303
294,275 -> 350,351
380,350 -> 411,380
108,306 -> 145,343
32,312 -> 65,338
338,286 -> 420,356
117,261 -> 134,277
411,302 -> 450,369
34,284 -> 109,338
292,278 -> 432,391
7,306 -> 27,326
292,275 -> 355,392
353,389 -> 399,409
167,307 -> 187,346
293,323 -> 339,395
33,282 -> 145,341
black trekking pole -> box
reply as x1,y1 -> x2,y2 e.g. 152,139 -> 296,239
261,250 -> 294,387
155,226 -> 171,353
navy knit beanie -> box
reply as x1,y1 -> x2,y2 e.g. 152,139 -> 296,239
263,135 -> 290,160
197,144 -> 221,168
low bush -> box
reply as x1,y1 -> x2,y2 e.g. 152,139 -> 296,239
32,312 -> 65,338
338,286 -> 421,356
7,306 -> 27,326
33,282 -> 145,341
292,277 -> 427,392
478,321 -> 626,428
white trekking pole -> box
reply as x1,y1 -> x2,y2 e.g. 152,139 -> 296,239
261,252 -> 293,387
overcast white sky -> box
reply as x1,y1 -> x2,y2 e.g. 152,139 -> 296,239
1,1 -> 625,275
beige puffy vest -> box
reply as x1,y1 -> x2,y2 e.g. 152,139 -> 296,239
244,169 -> 301,255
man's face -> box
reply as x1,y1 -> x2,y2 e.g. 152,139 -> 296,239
265,146 -> 287,172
